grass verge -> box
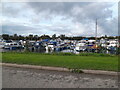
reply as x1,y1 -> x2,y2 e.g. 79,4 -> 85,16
2,52 -> 118,71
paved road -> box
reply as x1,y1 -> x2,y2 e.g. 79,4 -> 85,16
2,66 -> 118,88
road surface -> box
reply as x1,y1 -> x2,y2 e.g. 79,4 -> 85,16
2,66 -> 118,88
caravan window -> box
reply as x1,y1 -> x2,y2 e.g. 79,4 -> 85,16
6,40 -> 12,43
107,43 -> 110,45
92,42 -> 95,44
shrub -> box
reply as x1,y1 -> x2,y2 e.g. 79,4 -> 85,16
69,68 -> 84,73
78,52 -> 114,57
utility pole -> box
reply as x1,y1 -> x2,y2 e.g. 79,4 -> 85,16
95,18 -> 97,42
95,18 -> 98,53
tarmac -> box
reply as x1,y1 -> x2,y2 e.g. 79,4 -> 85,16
2,66 -> 118,88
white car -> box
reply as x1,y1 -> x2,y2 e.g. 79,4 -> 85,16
75,43 -> 86,52
107,41 -> 119,47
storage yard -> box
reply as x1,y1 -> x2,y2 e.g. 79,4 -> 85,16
0,38 -> 119,54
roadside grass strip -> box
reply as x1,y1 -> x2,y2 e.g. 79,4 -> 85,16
2,52 -> 118,71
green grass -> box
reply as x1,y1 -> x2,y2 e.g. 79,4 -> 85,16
2,52 -> 118,71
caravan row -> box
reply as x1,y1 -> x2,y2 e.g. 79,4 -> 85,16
1,38 -> 119,54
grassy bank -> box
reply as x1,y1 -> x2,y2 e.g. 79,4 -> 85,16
2,52 -> 118,71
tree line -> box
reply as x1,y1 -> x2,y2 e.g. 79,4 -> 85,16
1,34 -> 119,40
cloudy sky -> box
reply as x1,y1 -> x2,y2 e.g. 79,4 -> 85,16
1,2 -> 118,37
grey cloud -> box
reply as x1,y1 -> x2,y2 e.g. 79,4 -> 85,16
2,2 -> 32,18
98,17 -> 118,36
27,2 -> 113,22
28,2 -> 89,14
27,2 -> 118,36
2,24 -> 42,35
2,3 -> 21,17
2,2 -> 118,36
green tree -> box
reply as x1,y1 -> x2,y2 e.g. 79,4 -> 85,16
40,34 -> 51,39
28,34 -> 33,40
52,34 -> 56,40
2,34 -> 10,40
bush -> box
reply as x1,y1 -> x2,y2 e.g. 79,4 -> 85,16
49,52 -> 76,56
69,68 -> 84,73
78,52 -> 114,57
2,51 -> 116,57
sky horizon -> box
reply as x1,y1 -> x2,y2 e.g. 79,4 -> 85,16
1,2 -> 118,37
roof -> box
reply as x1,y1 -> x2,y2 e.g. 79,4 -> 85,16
42,39 -> 49,42
82,38 -> 88,40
